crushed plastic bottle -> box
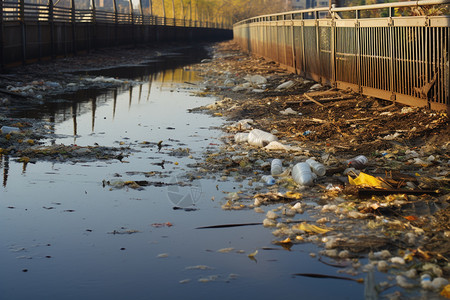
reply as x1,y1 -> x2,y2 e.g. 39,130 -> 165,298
248,129 -> 277,147
292,162 -> 314,186
306,158 -> 326,176
271,159 -> 283,176
261,175 -> 276,185
234,132 -> 249,143
346,155 -> 368,169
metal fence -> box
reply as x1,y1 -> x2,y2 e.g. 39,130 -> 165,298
234,0 -> 450,111
0,0 -> 231,68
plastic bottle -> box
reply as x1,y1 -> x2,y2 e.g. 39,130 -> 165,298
271,159 -> 283,176
346,155 -> 368,169
234,132 -> 249,143
261,175 -> 276,186
292,162 -> 314,186
0,126 -> 20,134
248,129 -> 278,147
420,274 -> 432,289
306,158 -> 326,176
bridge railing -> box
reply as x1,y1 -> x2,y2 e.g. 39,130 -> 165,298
234,0 -> 450,111
0,0 -> 232,68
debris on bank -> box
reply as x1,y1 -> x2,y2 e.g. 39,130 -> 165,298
190,41 -> 450,298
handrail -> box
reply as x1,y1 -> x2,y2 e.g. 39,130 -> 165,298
234,0 -> 450,25
1,0 -> 229,29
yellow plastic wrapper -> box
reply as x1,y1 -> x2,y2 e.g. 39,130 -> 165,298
348,172 -> 383,187
292,222 -> 331,234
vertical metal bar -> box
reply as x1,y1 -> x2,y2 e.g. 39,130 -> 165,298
0,0 -> 3,69
315,13 -> 320,81
331,14 -> 336,86
71,0 -> 76,55
130,0 -> 135,44
413,26 -> 418,98
113,0 -> 118,45
90,0 -> 96,52
283,21 -> 287,66
401,27 -> 406,95
408,26 -> 413,96
291,18 -> 297,73
20,0 -> 26,64
301,13 -> 306,77
425,25 -> 429,104
356,10 -> 361,92
432,26 -> 437,102
439,27 -> 443,104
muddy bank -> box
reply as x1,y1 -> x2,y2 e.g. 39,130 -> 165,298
190,41 -> 450,298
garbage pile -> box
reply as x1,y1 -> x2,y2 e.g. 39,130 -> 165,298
191,41 -> 450,298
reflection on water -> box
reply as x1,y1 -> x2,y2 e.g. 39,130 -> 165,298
0,48 -> 366,300
53,68 -> 200,143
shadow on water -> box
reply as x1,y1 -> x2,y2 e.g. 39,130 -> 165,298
6,45 -> 209,121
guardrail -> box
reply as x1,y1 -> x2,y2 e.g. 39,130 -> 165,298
0,0 -> 231,68
233,0 -> 450,111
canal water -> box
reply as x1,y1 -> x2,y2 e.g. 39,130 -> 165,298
0,47 -> 366,299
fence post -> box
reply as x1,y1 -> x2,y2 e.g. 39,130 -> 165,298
129,0 -> 135,45
355,9 -> 361,93
331,7 -> 336,86
315,10 -> 321,82
301,13 -> 306,77
49,0 -> 55,59
90,0 -> 96,51
19,0 -> 26,64
113,0 -> 118,45
388,7 -> 395,102
291,15 -> 297,74
0,0 -> 4,69
71,0 -> 77,55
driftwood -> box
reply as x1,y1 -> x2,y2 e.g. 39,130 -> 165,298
304,93 -> 325,107
358,188 -> 439,197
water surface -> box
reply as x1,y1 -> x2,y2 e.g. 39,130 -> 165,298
0,48 -> 367,300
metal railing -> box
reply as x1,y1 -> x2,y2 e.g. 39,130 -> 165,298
0,0 -> 232,68
2,0 -> 227,28
234,0 -> 450,111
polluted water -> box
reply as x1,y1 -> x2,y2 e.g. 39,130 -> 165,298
1,47 -> 380,300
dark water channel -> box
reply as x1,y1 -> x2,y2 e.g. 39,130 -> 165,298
0,48 -> 367,299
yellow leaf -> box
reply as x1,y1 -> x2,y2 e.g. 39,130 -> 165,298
348,172 -> 383,187
292,222 -> 331,234
441,284 -> 450,299
295,236 -> 304,241
248,250 -> 258,257
27,139 -> 34,145
281,237 -> 292,243
285,191 -> 302,199
119,141 -> 125,145
214,112 -> 223,117
174,162 -> 179,165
